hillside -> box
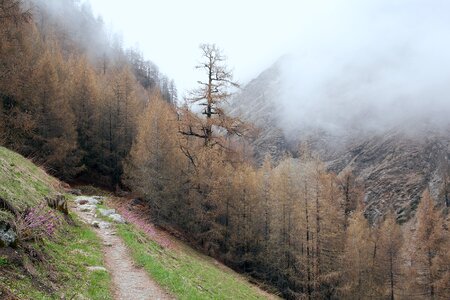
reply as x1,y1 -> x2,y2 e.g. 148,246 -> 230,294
0,146 -> 278,299
231,60 -> 450,222
0,146 -> 111,299
228,61 -> 287,163
327,129 -> 450,222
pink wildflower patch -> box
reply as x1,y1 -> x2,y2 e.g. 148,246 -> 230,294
113,201 -> 174,249
16,202 -> 63,241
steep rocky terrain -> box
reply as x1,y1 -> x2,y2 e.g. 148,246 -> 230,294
229,61 -> 288,163
231,62 -> 450,222
326,130 -> 450,221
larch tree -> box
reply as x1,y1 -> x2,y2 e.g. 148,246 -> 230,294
30,43 -> 79,178
411,190 -> 450,299
374,213 -> 403,300
0,0 -> 33,147
125,92 -> 186,223
0,0 -> 30,25
337,168 -> 362,229
180,43 -> 243,147
312,165 -> 345,298
341,209 -> 377,299
68,56 -> 101,173
101,65 -> 141,186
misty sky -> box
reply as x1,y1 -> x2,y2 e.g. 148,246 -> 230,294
88,0 -> 450,134
87,0 -> 305,95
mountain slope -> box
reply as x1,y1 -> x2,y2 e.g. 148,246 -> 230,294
229,61 -> 287,163
231,62 -> 450,221
327,130 -> 450,221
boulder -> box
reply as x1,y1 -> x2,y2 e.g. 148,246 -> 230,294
78,204 -> 96,212
0,222 -> 17,247
75,196 -> 99,206
109,214 -> 125,224
87,266 -> 108,272
92,196 -> 104,204
98,208 -> 115,217
91,220 -> 111,229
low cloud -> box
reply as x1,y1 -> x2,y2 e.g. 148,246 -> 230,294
277,0 -> 450,138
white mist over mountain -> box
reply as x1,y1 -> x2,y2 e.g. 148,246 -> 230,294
278,0 -> 450,137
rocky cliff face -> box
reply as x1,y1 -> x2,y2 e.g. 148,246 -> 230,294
326,130 -> 450,222
231,62 -> 450,222
229,61 -> 288,163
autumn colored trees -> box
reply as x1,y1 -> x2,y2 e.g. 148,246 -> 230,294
1,2 -> 449,299
115,43 -> 450,299
0,0 -> 175,184
409,191 -> 450,299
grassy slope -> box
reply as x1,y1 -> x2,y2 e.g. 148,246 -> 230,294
115,220 -> 279,300
0,147 -> 59,222
0,146 -> 111,299
2,216 -> 112,299
0,146 -> 277,299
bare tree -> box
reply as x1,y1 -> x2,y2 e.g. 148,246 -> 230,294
180,43 -> 244,147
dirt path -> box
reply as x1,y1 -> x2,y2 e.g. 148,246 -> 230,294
72,197 -> 174,300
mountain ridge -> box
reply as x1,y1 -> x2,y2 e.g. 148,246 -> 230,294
231,59 -> 450,221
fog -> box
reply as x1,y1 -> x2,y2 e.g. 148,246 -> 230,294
278,0 -> 450,137
33,0 -> 450,138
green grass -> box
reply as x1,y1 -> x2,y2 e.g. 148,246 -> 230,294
0,146 -> 59,221
117,223 -> 273,300
0,147 -> 112,299
0,255 -> 7,266
3,213 -> 112,300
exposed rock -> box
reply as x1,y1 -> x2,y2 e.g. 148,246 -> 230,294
327,130 -> 450,222
0,222 -> 17,247
78,204 -> 96,212
229,60 -> 287,164
92,196 -> 104,204
91,220 -> 111,229
75,196 -> 99,206
87,266 -> 108,272
231,59 -> 450,222
109,214 -> 125,224
98,208 -> 116,217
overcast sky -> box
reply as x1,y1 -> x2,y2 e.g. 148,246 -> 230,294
87,0 -> 450,136
87,0 -> 308,96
